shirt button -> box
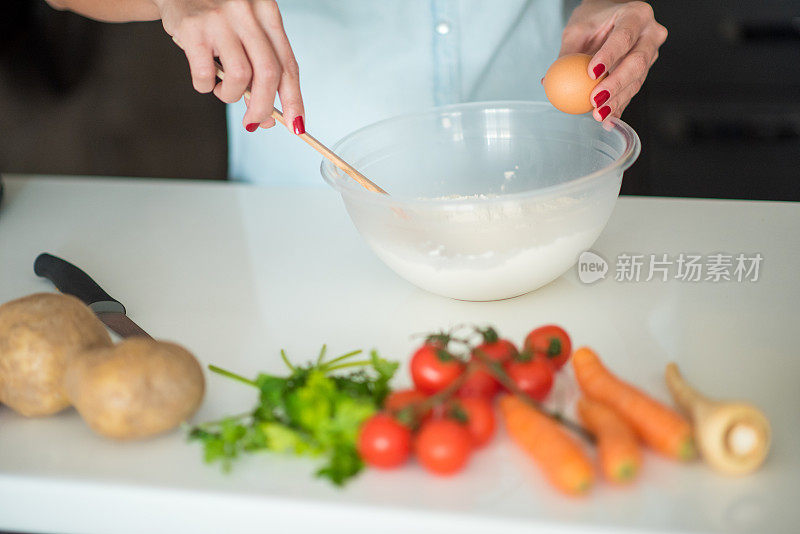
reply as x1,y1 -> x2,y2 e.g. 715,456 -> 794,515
435,21 -> 451,35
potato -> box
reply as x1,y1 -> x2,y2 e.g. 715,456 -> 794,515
0,293 -> 112,416
64,337 -> 205,439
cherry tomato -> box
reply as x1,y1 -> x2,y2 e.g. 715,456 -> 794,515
524,325 -> 572,370
459,337 -> 518,398
414,419 -> 472,475
457,364 -> 498,399
410,345 -> 465,394
473,338 -> 518,365
384,388 -> 431,424
385,389 -> 428,412
357,413 -> 412,469
505,356 -> 554,401
452,397 -> 496,447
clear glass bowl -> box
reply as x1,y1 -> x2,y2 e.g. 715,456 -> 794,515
321,101 -> 640,301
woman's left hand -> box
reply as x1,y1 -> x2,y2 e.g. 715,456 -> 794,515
560,0 -> 667,122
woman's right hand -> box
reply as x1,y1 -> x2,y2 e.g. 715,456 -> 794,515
156,0 -> 305,134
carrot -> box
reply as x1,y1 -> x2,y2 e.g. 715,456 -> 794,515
572,347 -> 695,461
577,397 -> 642,483
499,395 -> 594,495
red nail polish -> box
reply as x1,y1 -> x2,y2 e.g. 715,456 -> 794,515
293,115 -> 305,135
594,90 -> 610,107
246,123 -> 259,132
598,105 -> 611,120
593,63 -> 606,79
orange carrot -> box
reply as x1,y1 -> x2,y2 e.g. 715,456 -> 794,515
577,397 -> 642,483
499,395 -> 594,495
572,347 -> 695,461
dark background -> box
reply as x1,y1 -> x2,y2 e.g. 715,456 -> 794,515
621,1 -> 800,201
0,0 -> 798,200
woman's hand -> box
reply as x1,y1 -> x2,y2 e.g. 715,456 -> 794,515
560,0 -> 667,122
157,0 -> 304,133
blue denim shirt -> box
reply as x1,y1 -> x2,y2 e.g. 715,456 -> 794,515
228,0 -> 563,184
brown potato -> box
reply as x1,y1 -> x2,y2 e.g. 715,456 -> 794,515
0,293 -> 112,416
64,338 -> 205,439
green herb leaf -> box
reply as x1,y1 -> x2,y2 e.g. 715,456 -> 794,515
261,422 -> 318,455
316,443 -> 364,486
188,346 -> 398,486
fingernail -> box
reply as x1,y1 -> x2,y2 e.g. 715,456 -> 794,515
246,123 -> 259,133
598,105 -> 611,120
593,63 -> 606,79
293,115 -> 305,135
594,90 -> 610,107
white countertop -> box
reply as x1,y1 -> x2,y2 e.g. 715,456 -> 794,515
0,175 -> 798,534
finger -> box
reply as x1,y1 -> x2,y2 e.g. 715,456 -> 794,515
178,36 -> 217,94
242,93 -> 276,129
255,0 -> 305,134
244,91 -> 275,130
212,27 -> 253,105
588,34 -> 660,112
559,22 -> 592,57
588,2 -> 654,79
592,74 -> 644,122
229,7 -> 282,129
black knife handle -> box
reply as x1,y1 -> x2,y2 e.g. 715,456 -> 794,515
34,253 -> 126,314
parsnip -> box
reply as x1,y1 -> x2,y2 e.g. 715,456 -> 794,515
665,363 -> 770,475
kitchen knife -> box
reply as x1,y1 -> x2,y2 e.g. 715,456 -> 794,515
33,253 -> 152,339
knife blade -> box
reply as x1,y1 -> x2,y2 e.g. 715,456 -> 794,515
33,253 -> 152,339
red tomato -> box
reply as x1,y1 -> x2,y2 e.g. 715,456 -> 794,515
457,364 -> 498,399
459,337 -> 517,399
505,356 -> 554,401
414,419 -> 472,475
452,397 -> 496,447
384,389 -> 431,424
473,338 -> 518,365
410,345 -> 465,394
357,414 -> 412,469
385,389 -> 428,412
523,325 -> 572,370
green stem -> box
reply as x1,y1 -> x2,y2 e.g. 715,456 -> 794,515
316,344 -> 328,365
324,359 -> 372,372
280,350 -> 296,371
195,411 -> 254,429
415,360 -> 477,414
208,365 -> 257,387
320,349 -> 363,369
471,348 -> 595,444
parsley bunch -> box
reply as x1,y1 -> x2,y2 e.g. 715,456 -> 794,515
188,346 -> 398,486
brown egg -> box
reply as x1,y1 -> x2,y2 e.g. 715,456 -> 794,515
543,53 -> 603,115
